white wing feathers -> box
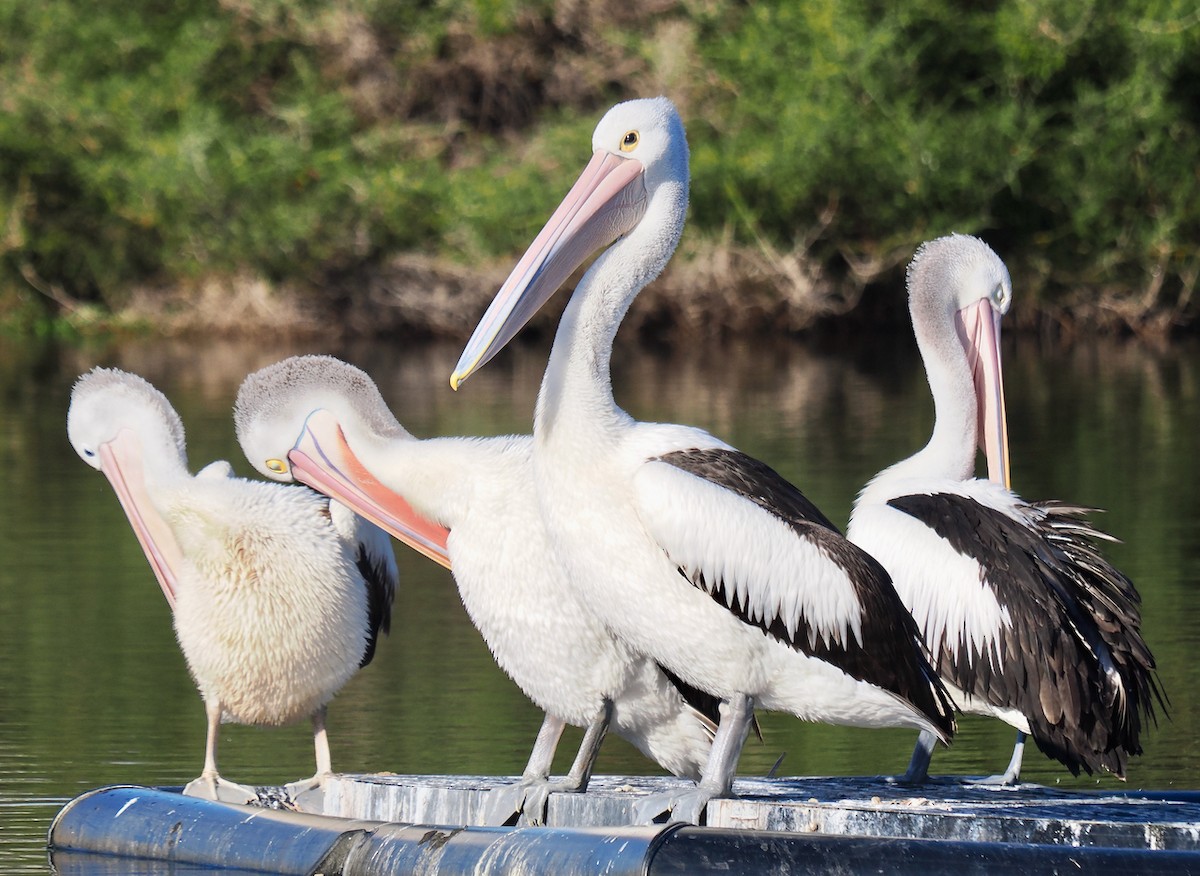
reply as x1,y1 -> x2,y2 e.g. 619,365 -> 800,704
633,459 -> 864,652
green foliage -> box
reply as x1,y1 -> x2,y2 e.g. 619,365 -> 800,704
1,0 -> 1198,329
689,0 -> 1200,308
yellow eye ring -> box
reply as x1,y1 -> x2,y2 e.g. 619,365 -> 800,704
620,130 -> 639,152
266,458 -> 287,473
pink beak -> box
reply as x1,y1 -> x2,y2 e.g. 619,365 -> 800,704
97,430 -> 181,608
955,298 -> 1011,489
286,410 -> 452,570
451,149 -> 647,389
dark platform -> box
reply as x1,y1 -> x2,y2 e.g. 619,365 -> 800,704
48,776 -> 1200,874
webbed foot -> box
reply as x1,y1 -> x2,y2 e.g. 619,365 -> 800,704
183,773 -> 257,805
632,787 -> 715,825
481,777 -> 586,826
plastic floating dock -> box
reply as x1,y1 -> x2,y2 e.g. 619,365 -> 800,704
49,775 -> 1200,874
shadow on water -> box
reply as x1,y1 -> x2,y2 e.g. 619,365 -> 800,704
3,329 -> 1200,870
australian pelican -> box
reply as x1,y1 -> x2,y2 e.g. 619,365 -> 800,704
848,234 -> 1164,783
234,354 -> 721,823
68,367 -> 397,804
449,97 -> 956,823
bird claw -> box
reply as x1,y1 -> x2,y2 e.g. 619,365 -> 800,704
519,783 -> 557,826
632,788 -> 714,825
481,777 -> 585,826
885,769 -> 929,786
964,771 -> 1021,788
886,771 -> 961,787
282,774 -> 327,811
480,782 -> 529,826
182,774 -> 257,805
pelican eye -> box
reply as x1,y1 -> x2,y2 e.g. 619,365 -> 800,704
991,283 -> 1011,311
620,130 -> 639,152
266,458 -> 287,473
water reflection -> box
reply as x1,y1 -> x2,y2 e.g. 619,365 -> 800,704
3,331 -> 1199,871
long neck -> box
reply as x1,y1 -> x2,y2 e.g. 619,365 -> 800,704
534,184 -> 685,446
917,318 -> 978,480
142,433 -> 192,495
870,306 -> 979,493
535,253 -> 626,441
339,419 -> 480,529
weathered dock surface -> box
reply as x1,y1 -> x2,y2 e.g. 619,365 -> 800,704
324,773 -> 1200,849
49,776 -> 1200,874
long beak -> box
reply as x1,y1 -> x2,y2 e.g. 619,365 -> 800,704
450,149 -> 648,390
286,410 -> 452,570
97,431 -> 181,608
956,298 -> 1011,489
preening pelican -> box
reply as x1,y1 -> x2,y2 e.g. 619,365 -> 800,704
848,234 -> 1164,783
450,97 -> 955,824
234,355 -> 721,824
68,367 -> 397,804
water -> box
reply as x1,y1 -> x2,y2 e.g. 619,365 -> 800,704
2,330 -> 1198,871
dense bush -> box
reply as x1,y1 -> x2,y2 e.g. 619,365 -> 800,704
688,0 -> 1200,327
1,0 -> 1197,333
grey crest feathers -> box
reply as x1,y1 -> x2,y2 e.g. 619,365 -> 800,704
68,367 -> 187,463
907,233 -> 1010,322
234,355 -> 408,442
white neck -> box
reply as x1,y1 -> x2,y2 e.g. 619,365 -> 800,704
863,300 -> 978,500
534,180 -> 686,448
341,420 -> 484,529
143,434 -> 192,494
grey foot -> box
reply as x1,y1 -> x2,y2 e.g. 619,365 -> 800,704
632,787 -> 716,825
886,768 -> 926,786
183,774 -> 257,805
966,733 -> 1025,786
964,771 -> 1022,787
282,773 -> 328,811
481,778 -> 584,827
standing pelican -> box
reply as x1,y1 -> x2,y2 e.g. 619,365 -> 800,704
234,355 -> 721,824
848,234 -> 1163,783
449,97 -> 955,824
67,367 -> 397,804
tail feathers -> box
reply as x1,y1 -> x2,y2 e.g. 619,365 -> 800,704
1026,502 -> 1167,777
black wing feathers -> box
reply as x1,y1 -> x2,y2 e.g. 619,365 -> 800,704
657,662 -> 763,741
657,448 -> 955,738
889,493 -> 1165,777
355,544 -> 395,669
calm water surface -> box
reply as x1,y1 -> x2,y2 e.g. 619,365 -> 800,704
2,330 -> 1199,871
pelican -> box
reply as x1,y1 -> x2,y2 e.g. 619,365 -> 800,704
67,367 -> 397,804
233,354 -> 722,824
449,96 -> 955,823
848,234 -> 1164,784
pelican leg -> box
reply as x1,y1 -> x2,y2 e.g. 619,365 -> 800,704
888,730 -> 938,785
520,700 -> 611,826
483,702 -> 613,827
969,731 -> 1026,786
283,705 -> 332,806
634,693 -> 753,826
183,699 -> 257,804
481,713 -> 566,826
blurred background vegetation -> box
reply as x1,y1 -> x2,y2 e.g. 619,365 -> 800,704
1,0 -> 1198,339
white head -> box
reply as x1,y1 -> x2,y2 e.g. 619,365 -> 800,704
907,233 -> 1012,328
234,355 -> 408,483
68,367 -> 187,475
66,367 -> 188,605
451,96 -> 690,389
234,355 -> 450,569
906,234 -> 1013,488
